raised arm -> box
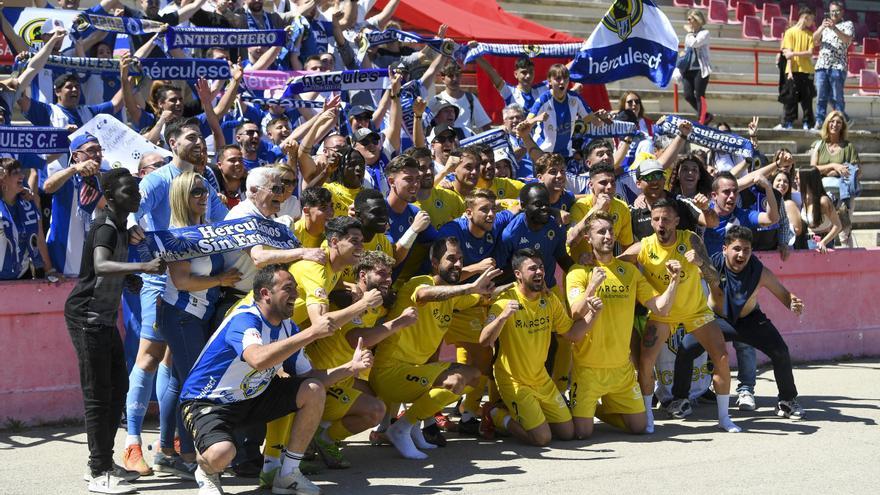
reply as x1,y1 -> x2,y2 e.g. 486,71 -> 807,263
415,268 -> 501,304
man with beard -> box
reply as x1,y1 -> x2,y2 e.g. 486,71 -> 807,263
567,163 -> 634,267
566,212 -> 679,439
665,226 -> 805,423
384,156 -> 437,284
291,251 -> 419,472
495,183 -> 574,393
235,121 -> 283,171
620,199 -> 741,434
123,119 -> 229,475
479,248 -> 590,446
179,264 -> 377,495
439,189 -> 516,435
324,146 -> 366,218
704,172 -> 779,256
293,187 -> 334,249
371,237 -> 499,459
630,158 -> 717,241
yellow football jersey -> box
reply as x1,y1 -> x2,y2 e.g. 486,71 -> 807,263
476,177 -> 525,201
569,195 -> 634,262
416,187 -> 465,229
375,275 -> 480,367
289,249 -> 342,326
488,286 -> 573,387
306,302 -> 387,372
566,260 -> 657,368
637,230 -> 707,318
324,181 -> 360,218
293,218 -> 324,248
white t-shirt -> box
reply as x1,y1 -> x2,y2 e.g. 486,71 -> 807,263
436,92 -> 492,133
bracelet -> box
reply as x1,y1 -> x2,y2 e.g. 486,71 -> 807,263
390,93 -> 399,99
414,114 -> 423,119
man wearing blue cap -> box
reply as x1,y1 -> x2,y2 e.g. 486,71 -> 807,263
40,133 -> 108,276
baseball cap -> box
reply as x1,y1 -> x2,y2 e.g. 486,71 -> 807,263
427,124 -> 460,143
493,147 -> 513,164
69,133 -> 99,155
351,127 -> 380,143
428,96 -> 461,119
636,159 -> 664,179
348,104 -> 375,119
41,19 -> 64,36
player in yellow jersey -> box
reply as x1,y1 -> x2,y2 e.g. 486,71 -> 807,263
475,145 -> 525,202
621,199 -> 741,433
370,237 -> 501,459
479,248 -> 593,446
566,211 -> 681,439
298,251 -> 419,471
567,162 -> 635,263
292,187 -> 333,248
322,146 -> 365,218
412,148 -> 466,229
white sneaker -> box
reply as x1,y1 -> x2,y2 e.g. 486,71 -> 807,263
737,390 -> 756,411
272,468 -> 321,495
195,466 -> 224,495
83,464 -> 140,482
88,471 -> 136,494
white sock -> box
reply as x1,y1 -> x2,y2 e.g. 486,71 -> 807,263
717,395 -> 742,432
386,418 -> 427,460
643,395 -> 655,433
279,450 -> 303,478
125,435 -> 141,448
262,455 -> 280,474
410,422 -> 437,450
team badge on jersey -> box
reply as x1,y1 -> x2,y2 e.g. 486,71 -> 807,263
677,244 -> 687,254
568,288 -> 581,300
547,229 -> 555,240
314,287 -> 328,298
434,199 -> 443,209
539,298 -> 547,308
616,265 -> 626,275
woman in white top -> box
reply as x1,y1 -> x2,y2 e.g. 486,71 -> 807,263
155,171 -> 241,474
681,9 -> 713,125
798,168 -> 842,253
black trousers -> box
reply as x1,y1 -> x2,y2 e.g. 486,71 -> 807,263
682,69 -> 710,117
67,321 -> 129,476
671,309 -> 798,401
783,72 -> 815,127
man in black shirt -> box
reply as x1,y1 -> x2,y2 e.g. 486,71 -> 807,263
629,159 -> 718,241
65,168 -> 165,494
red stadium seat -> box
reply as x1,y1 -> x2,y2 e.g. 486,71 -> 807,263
848,57 -> 867,79
742,15 -> 763,40
762,3 -> 781,25
732,1 -> 757,25
674,0 -> 694,7
766,17 -> 788,41
708,0 -> 728,24
859,69 -> 880,96
861,37 -> 880,56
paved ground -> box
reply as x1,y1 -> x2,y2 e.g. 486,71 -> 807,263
2,360 -> 879,495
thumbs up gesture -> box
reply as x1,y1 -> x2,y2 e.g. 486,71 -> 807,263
351,337 -> 374,374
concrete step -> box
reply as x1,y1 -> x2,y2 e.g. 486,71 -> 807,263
852,229 -> 880,247
852,210 -> 880,228
855,197 -> 880,210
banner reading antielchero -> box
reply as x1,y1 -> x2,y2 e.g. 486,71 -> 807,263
165,26 -> 286,49
133,216 -> 301,262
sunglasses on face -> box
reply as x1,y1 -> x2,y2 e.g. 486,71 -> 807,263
433,135 -> 456,144
626,99 -> 641,105
640,171 -> 665,182
360,137 -> 380,146
190,187 -> 208,198
260,185 -> 284,194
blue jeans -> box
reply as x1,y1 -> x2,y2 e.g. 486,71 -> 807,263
158,303 -> 213,455
815,68 -> 848,125
734,341 -> 756,394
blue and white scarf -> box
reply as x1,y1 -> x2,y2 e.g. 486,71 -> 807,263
0,126 -> 70,154
655,115 -> 754,159
579,120 -> 640,139
461,128 -> 509,150
81,13 -> 165,35
46,55 -> 121,75
165,26 -> 286,49
137,58 -> 232,81
240,92 -> 325,110
281,69 -> 389,96
133,215 -> 301,262
361,28 -> 467,64
463,42 -> 582,64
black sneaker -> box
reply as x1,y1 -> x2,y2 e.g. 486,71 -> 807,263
230,457 -> 262,478
698,388 -> 717,404
421,423 -> 447,447
457,417 -> 480,436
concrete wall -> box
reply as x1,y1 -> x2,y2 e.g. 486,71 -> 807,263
3,249 -> 879,425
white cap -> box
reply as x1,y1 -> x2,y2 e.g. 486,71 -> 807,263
493,147 -> 513,164
636,159 -> 663,178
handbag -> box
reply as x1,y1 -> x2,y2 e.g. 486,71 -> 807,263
676,47 -> 695,73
